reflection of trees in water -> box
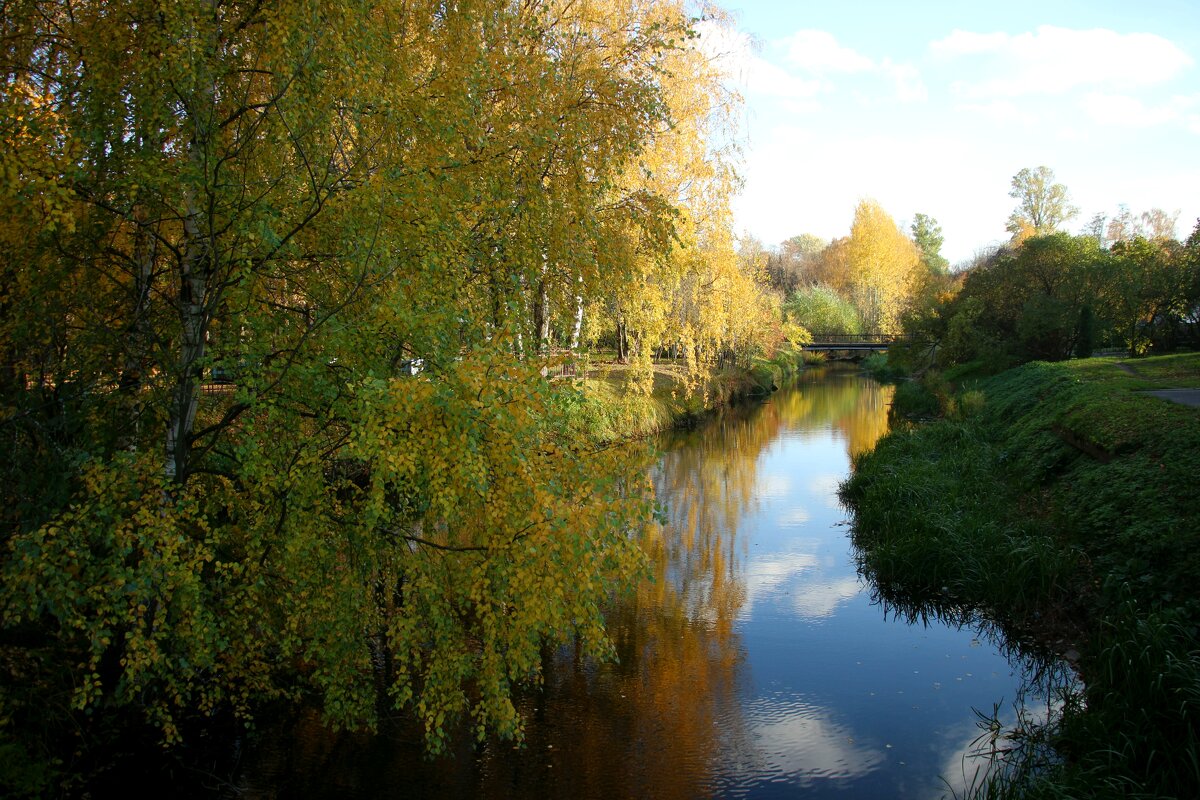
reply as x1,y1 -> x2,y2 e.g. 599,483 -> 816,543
653,401 -> 775,626
571,369 -> 901,796
778,368 -> 896,457
237,372 -> 898,797
446,399 -> 787,797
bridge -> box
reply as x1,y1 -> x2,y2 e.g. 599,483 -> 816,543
802,333 -> 910,351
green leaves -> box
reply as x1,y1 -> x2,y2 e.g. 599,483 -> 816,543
0,0 -> 732,777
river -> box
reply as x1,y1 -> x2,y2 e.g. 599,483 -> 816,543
236,367 -> 1064,799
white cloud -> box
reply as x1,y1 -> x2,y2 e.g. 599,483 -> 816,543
932,25 -> 1193,97
778,506 -> 812,527
809,474 -> 843,507
791,577 -> 863,619
747,58 -> 828,102
744,552 -> 818,595
739,551 -> 818,619
781,30 -> 875,74
937,701 -> 1058,797
881,58 -> 927,103
774,31 -> 924,105
696,20 -> 827,105
1079,92 -> 1200,129
1080,93 -> 1176,127
694,17 -> 751,69
957,100 -> 1037,126
729,12 -> 1200,270
741,693 -> 885,783
931,30 -> 1011,56
757,472 -> 793,500
731,125 -> 1014,265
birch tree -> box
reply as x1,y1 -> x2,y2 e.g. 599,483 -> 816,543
846,200 -> 922,333
0,0 -> 742,778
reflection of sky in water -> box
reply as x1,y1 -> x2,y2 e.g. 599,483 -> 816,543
707,378 -> 1057,799
808,474 -> 845,509
777,506 -> 812,527
236,371 -> 1068,800
755,473 -> 793,501
791,576 -> 864,619
730,692 -> 887,785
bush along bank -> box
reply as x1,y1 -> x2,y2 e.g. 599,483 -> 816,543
562,346 -> 811,442
840,353 -> 1200,799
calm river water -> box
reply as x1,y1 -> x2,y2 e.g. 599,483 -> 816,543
236,367 -> 1062,799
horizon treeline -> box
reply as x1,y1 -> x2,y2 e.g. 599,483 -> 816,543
748,167 -> 1199,362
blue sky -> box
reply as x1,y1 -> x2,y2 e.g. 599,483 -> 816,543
708,0 -> 1200,263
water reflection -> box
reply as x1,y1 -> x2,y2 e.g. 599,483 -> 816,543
859,582 -> 1077,798
235,367 -> 1067,799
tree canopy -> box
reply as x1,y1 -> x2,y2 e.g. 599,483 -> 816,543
911,213 -> 949,275
1006,165 -> 1079,241
0,0 -> 773,785
846,200 -> 923,334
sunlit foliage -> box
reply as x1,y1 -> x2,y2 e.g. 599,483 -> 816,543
0,0 -> 760,783
846,200 -> 923,334
1006,165 -> 1078,242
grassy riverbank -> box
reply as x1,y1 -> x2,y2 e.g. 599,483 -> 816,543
841,353 -> 1200,799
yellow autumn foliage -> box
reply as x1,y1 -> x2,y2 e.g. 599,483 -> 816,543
846,199 -> 924,334
0,0 -> 758,770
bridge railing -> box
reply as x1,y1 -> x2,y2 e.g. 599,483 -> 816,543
807,332 -> 907,345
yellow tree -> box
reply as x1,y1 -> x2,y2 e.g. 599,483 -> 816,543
583,4 -> 786,392
0,0 -> 727,778
846,199 -> 923,333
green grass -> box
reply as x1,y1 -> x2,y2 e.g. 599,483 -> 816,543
842,352 -> 1200,799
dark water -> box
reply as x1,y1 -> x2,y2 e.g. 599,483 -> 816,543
235,368 -> 1065,799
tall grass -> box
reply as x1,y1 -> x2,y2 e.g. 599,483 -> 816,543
842,419 -> 1081,628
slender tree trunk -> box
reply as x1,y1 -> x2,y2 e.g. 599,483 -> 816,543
118,199 -> 158,452
571,273 -> 584,350
533,278 -> 550,351
166,64 -> 215,483
166,191 -> 211,482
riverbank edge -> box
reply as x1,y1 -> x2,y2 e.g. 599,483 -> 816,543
840,353 -> 1200,799
567,346 -> 817,442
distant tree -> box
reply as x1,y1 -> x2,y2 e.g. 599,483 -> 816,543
1083,212 -> 1108,248
1104,237 -> 1191,355
911,213 -> 949,274
945,234 -> 1103,363
846,200 -> 923,333
1106,204 -> 1139,244
765,233 -> 826,295
738,234 -> 770,272
783,284 -> 862,335
807,236 -> 854,294
1006,166 -> 1078,241
784,233 -> 826,258
1141,208 -> 1180,241
1187,220 -> 1200,339
1107,206 -> 1180,245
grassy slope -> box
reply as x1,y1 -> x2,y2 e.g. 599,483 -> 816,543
842,353 -> 1200,799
